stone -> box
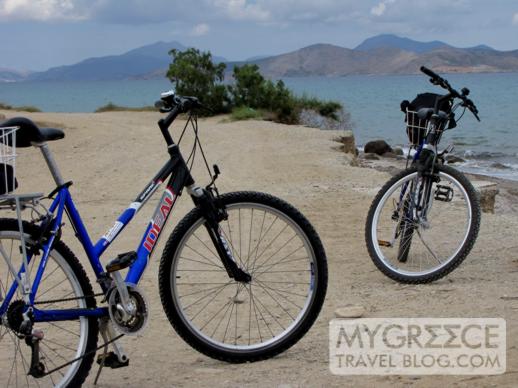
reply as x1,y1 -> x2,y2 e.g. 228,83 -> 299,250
334,305 -> 365,318
381,152 -> 398,159
445,155 -> 465,164
349,158 -> 360,167
393,147 -> 404,156
490,162 -> 511,170
336,131 -> 356,154
364,153 -> 380,160
364,140 -> 392,155
472,180 -> 499,214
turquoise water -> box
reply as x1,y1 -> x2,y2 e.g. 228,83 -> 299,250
1,73 -> 518,179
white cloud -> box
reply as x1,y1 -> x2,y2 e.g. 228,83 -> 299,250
371,3 -> 386,16
513,12 -> 518,25
0,0 -> 89,21
371,0 -> 396,17
212,0 -> 270,22
191,23 -> 210,36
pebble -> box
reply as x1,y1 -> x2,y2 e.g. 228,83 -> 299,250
334,305 -> 365,318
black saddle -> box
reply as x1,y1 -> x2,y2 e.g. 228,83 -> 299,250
0,117 -> 64,147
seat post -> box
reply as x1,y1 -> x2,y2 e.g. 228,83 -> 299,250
36,143 -> 65,186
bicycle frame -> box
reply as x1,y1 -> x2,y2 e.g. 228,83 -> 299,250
0,143 -> 195,323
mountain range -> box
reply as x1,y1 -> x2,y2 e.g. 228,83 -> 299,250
3,34 -> 518,82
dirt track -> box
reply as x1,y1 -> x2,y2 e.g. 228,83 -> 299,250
3,110 -> 517,387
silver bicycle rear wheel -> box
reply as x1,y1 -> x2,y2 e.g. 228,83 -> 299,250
0,220 -> 97,387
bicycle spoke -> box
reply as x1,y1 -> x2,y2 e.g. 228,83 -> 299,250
184,244 -> 223,269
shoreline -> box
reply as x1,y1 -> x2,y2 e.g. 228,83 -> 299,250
355,150 -> 518,214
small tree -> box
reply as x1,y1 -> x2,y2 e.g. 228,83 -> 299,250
230,64 -> 266,108
167,48 -> 229,113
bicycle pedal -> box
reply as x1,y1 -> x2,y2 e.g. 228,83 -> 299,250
434,185 -> 454,202
106,251 -> 137,273
96,351 -> 129,369
378,240 -> 392,247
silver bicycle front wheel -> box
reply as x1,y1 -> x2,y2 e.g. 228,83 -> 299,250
159,191 -> 328,362
365,165 -> 481,283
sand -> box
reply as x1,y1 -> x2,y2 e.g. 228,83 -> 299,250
1,110 -> 517,387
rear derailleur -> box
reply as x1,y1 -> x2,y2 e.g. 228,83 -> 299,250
5,301 -> 46,378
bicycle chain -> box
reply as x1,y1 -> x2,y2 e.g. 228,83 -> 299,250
41,333 -> 124,377
33,292 -> 105,305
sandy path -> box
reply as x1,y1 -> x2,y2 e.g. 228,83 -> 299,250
2,110 -> 517,387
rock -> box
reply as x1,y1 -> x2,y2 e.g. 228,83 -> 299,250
364,140 -> 392,155
334,305 -> 365,318
349,158 -> 360,167
335,131 -> 356,155
364,153 -> 380,160
445,155 -> 465,164
298,108 -> 353,131
381,152 -> 398,159
472,180 -> 499,214
490,162 -> 511,170
393,147 -> 404,156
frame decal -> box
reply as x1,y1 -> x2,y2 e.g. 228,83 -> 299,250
143,188 -> 175,253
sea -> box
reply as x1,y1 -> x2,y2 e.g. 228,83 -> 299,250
1,73 -> 518,180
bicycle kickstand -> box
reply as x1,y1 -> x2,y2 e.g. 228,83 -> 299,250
94,318 -> 129,385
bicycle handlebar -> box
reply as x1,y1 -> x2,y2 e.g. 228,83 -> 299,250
420,66 -> 480,121
155,91 -> 206,146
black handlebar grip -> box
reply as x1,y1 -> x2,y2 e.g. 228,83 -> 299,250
420,66 -> 438,79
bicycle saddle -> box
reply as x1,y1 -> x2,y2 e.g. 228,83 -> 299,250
0,117 -> 64,147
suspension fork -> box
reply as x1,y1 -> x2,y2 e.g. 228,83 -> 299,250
187,185 -> 251,283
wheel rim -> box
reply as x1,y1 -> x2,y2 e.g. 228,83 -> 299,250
371,171 -> 472,277
170,202 -> 318,351
0,232 -> 89,388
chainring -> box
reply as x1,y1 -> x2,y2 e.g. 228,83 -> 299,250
107,284 -> 148,336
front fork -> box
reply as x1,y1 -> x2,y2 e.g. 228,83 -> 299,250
414,146 -> 439,222
187,185 -> 251,283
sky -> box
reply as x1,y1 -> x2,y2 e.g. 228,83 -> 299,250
0,0 -> 517,71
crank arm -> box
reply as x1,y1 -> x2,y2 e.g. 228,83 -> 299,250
99,318 -> 128,364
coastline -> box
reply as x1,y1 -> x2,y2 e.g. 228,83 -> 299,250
355,149 -> 518,215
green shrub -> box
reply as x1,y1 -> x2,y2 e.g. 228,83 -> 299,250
95,103 -> 155,113
167,48 -> 230,115
228,65 -> 342,124
165,48 -> 345,125
0,102 -> 41,112
230,106 -> 263,121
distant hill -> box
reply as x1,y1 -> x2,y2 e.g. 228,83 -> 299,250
3,35 -> 516,82
355,34 -> 451,53
0,68 -> 32,82
355,34 -> 495,53
27,42 -> 227,82
28,41 -> 187,81
248,42 -> 518,78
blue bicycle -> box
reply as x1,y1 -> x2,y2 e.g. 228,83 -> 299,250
0,92 -> 328,387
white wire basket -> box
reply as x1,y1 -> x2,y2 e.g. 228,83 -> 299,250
0,126 -> 18,196
405,110 -> 430,146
